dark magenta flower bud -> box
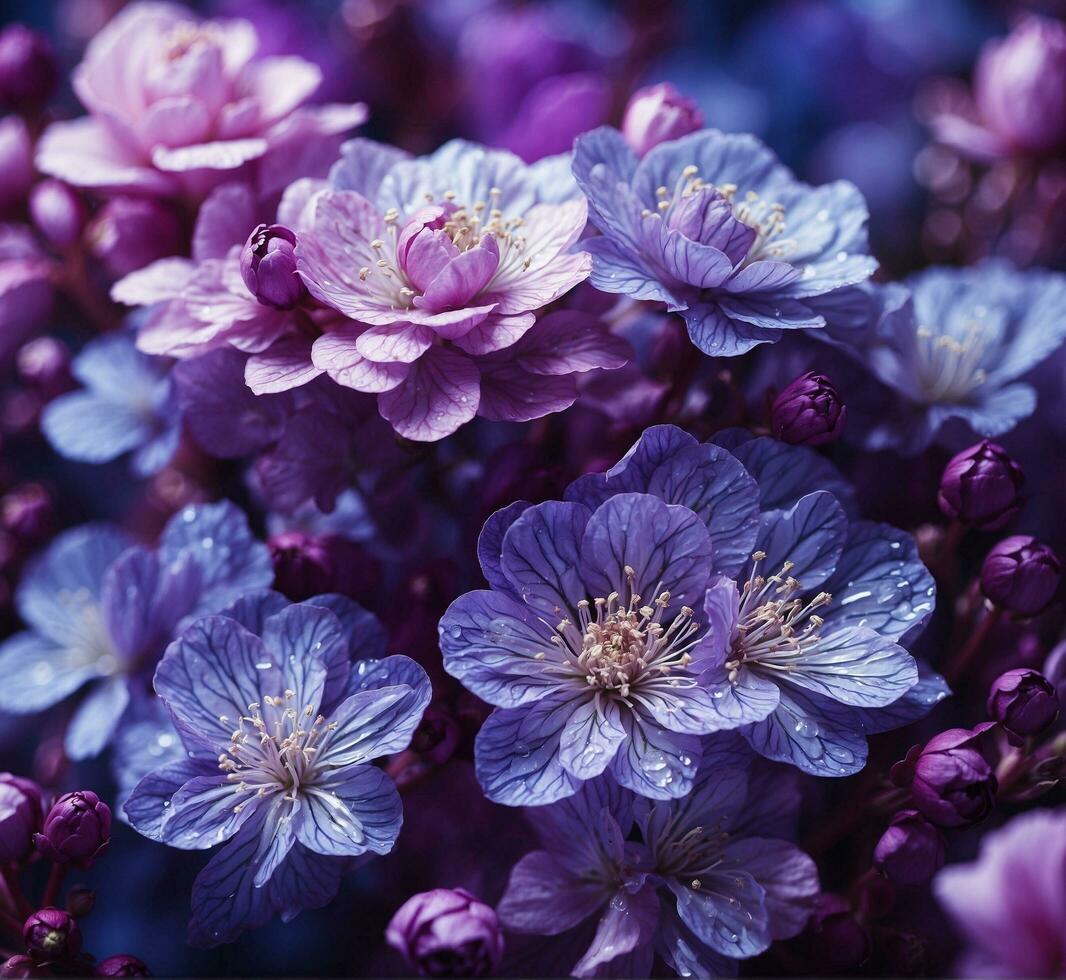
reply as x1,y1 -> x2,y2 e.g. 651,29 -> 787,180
0,956 -> 47,978
23,909 -> 81,962
770,372 -> 846,447
386,888 -> 504,977
87,198 -> 185,281
0,773 -> 44,863
64,886 -> 94,919
33,791 -> 111,869
93,955 -> 151,977
987,668 -> 1059,741
0,25 -> 58,111
937,440 -> 1024,530
873,809 -> 946,885
910,725 -> 997,828
622,82 -> 704,156
806,894 -> 870,972
974,16 -> 1066,156
268,531 -> 380,603
241,224 -> 305,309
2,484 -> 54,546
980,536 -> 1061,616
29,182 -> 87,251
0,116 -> 34,212
17,338 -> 73,401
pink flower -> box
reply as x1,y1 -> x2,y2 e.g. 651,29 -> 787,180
36,2 -> 366,198
295,139 -> 628,441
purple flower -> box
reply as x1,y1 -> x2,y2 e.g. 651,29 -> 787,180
0,25 -> 58,110
93,955 -> 151,977
36,3 -> 365,198
571,127 -> 876,357
936,17 -> 1066,161
873,809 -> 945,886
385,888 -> 504,977
770,371 -> 846,446
241,224 -> 305,309
935,809 -> 1066,976
981,536 -> 1061,616
909,726 -> 998,828
0,956 -> 46,978
22,909 -> 80,962
295,138 -> 624,440
0,501 -> 272,759
33,791 -> 111,869
0,774 -> 44,864
987,668 -> 1059,741
124,591 -> 430,945
0,226 -> 55,363
937,440 -> 1025,531
622,83 -> 704,157
842,264 -> 1066,454
443,425 -> 940,796
497,746 -> 818,978
41,331 -> 180,477
114,182 -> 327,395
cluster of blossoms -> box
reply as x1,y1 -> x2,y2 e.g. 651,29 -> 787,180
0,1 -> 1065,978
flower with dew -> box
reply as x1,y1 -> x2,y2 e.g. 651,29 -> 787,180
570,126 -> 877,357
294,138 -> 629,440
843,262 -> 1066,455
0,501 -> 272,759
497,740 -> 818,978
123,590 -> 430,946
41,330 -> 179,477
934,808 -> 1066,977
35,2 -> 365,198
441,424 -> 943,798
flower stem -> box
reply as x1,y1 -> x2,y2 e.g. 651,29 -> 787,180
0,868 -> 32,920
41,864 -> 66,909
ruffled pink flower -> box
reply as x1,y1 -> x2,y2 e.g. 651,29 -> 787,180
296,139 -> 627,440
36,2 -> 366,197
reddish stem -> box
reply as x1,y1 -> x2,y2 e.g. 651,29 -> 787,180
0,869 -> 32,920
41,864 -> 66,910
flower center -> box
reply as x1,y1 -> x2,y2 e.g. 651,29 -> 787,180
163,23 -> 221,62
217,693 -> 336,810
726,551 -> 831,679
913,321 -> 993,403
644,164 -> 796,263
656,820 -> 732,882
543,567 -> 700,701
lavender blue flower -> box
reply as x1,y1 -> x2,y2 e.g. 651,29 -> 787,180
123,590 -> 430,946
571,126 -> 877,357
496,740 -> 818,978
442,424 -> 942,798
40,330 -> 179,477
0,502 -> 272,759
847,262 -> 1066,454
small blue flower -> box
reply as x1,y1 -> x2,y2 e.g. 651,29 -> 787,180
444,425 -> 943,791
496,739 -> 819,978
123,590 -> 430,946
571,127 -> 877,357
847,262 -> 1066,454
0,501 -> 272,759
41,330 -> 180,477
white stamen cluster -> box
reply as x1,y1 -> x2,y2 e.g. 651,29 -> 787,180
726,551 -> 831,679
541,566 -> 701,702
355,186 -> 532,309
217,691 -> 337,812
913,321 -> 992,403
641,164 -> 796,263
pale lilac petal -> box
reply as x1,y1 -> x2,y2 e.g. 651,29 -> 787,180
152,138 -> 269,173
311,328 -> 410,393
354,323 -> 434,364
377,347 -> 480,441
245,335 -> 323,394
